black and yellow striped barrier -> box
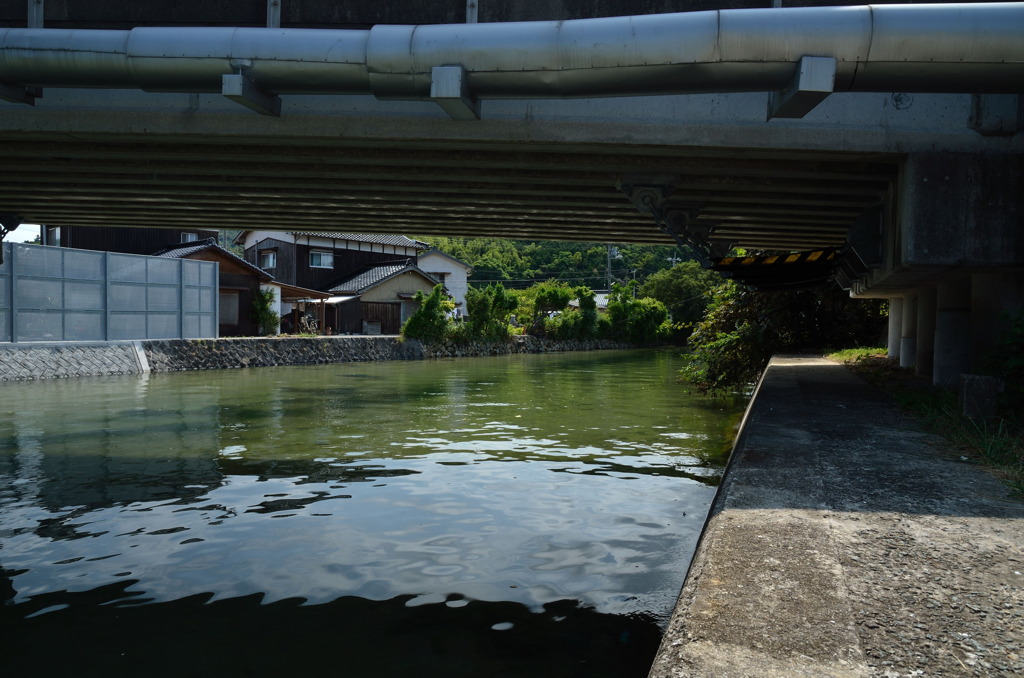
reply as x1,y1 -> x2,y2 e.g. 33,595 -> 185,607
712,248 -> 841,290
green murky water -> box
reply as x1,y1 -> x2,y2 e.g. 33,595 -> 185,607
0,349 -> 742,677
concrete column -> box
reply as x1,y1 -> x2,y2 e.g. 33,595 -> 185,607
933,279 -> 971,386
899,293 -> 918,369
887,297 -> 903,361
915,286 -> 936,379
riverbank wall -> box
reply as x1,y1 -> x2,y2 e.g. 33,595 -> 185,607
649,356 -> 1024,677
0,335 -> 632,380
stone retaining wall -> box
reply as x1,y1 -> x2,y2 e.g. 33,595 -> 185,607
143,336 -> 424,372
423,336 -> 631,358
1,335 -> 633,380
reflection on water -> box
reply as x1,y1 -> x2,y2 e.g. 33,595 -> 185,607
0,349 -> 742,677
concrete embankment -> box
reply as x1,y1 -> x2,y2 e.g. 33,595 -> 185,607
0,335 -> 629,380
650,356 -> 1024,678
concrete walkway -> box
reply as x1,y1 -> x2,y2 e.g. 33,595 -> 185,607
650,356 -> 1024,678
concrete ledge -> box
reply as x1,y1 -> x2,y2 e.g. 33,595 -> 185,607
651,356 -> 1024,677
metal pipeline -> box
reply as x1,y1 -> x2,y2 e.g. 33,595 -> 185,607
0,3 -> 1022,101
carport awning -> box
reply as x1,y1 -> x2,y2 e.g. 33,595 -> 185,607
276,282 -> 330,302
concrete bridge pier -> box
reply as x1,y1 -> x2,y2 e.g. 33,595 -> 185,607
883,271 -> 1024,388
863,151 -> 1022,387
915,286 -> 937,379
899,293 -> 918,369
886,298 -> 903,362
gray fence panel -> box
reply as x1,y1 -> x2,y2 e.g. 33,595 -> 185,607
0,242 -> 218,343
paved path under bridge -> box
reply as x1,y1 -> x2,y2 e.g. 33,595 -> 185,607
652,356 -> 1024,677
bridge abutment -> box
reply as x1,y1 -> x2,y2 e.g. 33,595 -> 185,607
865,151 -> 1022,386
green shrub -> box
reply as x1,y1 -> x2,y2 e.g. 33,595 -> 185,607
525,281 -> 575,335
638,261 -> 720,339
250,287 -> 280,336
542,287 -> 600,341
401,284 -> 453,344
605,282 -> 670,345
465,282 -> 519,342
681,281 -> 887,394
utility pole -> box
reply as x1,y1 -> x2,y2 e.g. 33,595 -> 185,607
606,244 -> 612,291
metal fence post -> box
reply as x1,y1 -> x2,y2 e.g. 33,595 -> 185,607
9,242 -> 17,343
179,258 -> 186,339
214,262 -> 220,339
104,251 -> 111,341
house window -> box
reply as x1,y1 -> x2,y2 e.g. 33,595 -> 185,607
309,250 -> 334,269
181,232 -> 199,243
259,250 -> 277,269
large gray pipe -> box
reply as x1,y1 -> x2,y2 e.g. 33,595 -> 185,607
1,3 -> 1022,100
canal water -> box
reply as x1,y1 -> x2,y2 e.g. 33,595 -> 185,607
0,349 -> 742,678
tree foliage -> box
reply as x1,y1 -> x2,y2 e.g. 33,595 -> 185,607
401,277 -> 676,348
417,235 -> 691,289
462,282 -> 519,342
527,281 -> 575,333
638,261 -> 720,333
544,287 -> 601,341
605,281 -> 671,345
680,281 -> 887,394
250,287 -> 280,336
401,284 -> 453,344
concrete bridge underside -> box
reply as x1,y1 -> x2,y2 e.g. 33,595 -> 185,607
0,3 -> 1022,387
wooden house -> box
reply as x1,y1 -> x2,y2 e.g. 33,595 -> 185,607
238,231 -> 447,334
153,238 -> 328,337
46,225 -> 220,255
323,261 -> 440,335
237,231 -> 430,291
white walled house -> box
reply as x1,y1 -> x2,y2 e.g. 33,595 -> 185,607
418,249 -> 472,316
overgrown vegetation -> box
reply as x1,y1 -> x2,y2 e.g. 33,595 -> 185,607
605,282 -> 671,345
679,281 -> 887,395
832,349 -> 1023,497
401,279 -> 669,346
458,282 -> 519,343
545,287 -> 602,341
638,260 -> 721,339
250,288 -> 280,337
401,284 -> 454,344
